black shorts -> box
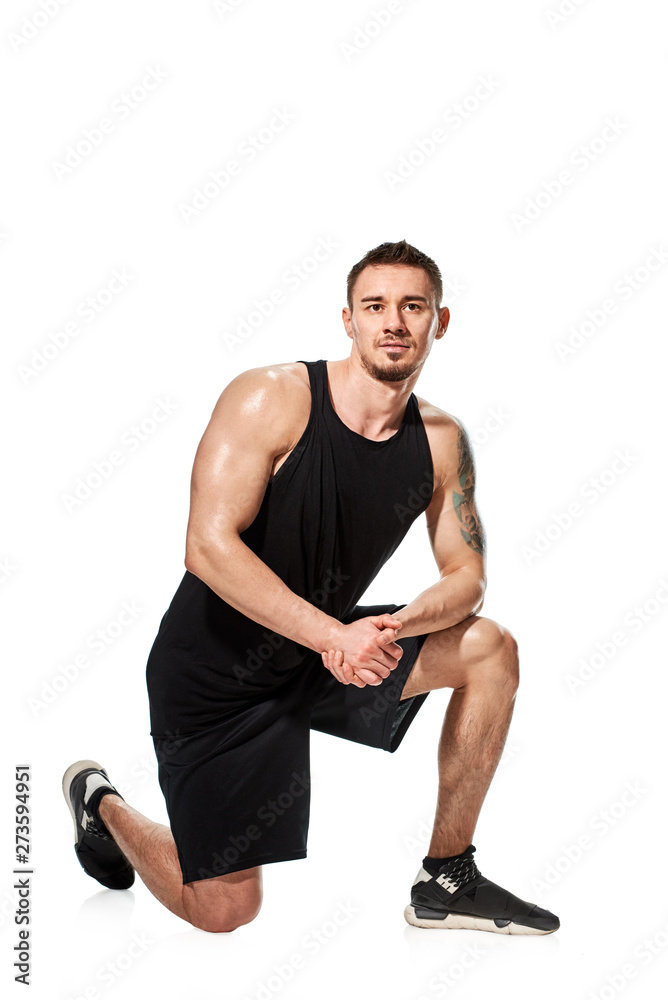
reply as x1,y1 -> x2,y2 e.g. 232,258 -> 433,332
151,602 -> 431,884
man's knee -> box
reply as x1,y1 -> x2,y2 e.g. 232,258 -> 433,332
183,872 -> 263,933
463,616 -> 517,655
463,617 -> 519,687
192,901 -> 261,933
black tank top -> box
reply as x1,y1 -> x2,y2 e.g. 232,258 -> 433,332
146,359 -> 434,735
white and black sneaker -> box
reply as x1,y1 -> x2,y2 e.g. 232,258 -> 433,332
62,759 -> 134,890
404,844 -> 559,935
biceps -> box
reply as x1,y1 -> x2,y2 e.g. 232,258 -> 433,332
426,485 -> 486,575
187,423 -> 274,548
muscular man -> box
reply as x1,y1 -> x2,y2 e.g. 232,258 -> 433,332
63,240 -> 559,936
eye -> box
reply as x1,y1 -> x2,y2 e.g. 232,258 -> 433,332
367,304 -> 382,311
405,303 -> 421,311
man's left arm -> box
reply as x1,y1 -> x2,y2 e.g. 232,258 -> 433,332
391,416 -> 487,639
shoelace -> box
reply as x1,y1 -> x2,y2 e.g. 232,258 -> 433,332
436,849 -> 482,889
82,807 -> 110,840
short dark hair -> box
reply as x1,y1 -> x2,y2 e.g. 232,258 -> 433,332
346,240 -> 443,312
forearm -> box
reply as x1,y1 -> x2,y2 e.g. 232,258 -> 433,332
185,535 -> 339,653
391,565 -> 486,638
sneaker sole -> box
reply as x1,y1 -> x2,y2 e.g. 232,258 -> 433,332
404,904 -> 558,935
62,759 -> 135,889
61,758 -> 109,834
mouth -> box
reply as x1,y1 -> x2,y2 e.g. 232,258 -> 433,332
379,343 -> 409,352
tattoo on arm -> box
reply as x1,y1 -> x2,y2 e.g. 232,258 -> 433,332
452,425 -> 485,555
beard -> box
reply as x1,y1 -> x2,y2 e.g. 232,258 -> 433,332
358,346 -> 422,383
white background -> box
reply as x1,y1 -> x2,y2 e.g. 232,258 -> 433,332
2,1 -> 667,998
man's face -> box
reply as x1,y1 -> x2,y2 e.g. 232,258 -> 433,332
342,264 -> 448,383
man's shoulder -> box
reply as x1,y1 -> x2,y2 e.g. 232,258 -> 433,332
217,362 -> 312,435
414,396 -> 466,492
414,395 -> 463,441
223,361 -> 311,404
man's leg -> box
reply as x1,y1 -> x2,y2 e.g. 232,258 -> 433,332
398,615 -> 558,933
399,614 -> 519,856
96,795 -> 262,933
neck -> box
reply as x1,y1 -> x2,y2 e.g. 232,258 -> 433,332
326,355 -> 419,440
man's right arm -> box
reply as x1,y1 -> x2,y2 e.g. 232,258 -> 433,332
184,366 -> 341,654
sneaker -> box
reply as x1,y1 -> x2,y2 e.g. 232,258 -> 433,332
404,845 -> 559,935
62,759 -> 134,890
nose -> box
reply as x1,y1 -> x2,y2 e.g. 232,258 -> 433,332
384,309 -> 406,332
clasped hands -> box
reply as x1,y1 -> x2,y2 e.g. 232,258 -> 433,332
321,613 -> 404,688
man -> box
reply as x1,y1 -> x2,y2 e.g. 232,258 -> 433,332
63,240 -> 559,936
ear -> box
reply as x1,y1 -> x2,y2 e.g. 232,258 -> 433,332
435,305 -> 450,339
